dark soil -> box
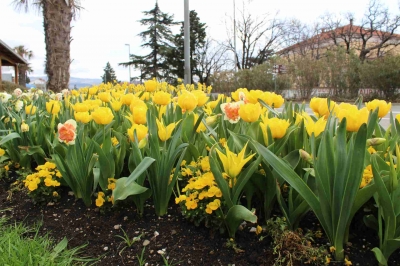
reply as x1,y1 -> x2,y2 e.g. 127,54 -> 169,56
1,177 -> 400,266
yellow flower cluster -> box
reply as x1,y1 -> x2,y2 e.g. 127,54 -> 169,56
177,156 -> 223,214
23,162 -> 61,192
360,165 -> 373,188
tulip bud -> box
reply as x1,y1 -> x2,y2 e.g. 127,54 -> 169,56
206,114 -> 220,126
299,149 -> 313,164
366,138 -> 386,147
138,136 -> 148,149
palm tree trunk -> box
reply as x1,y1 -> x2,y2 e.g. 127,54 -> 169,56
18,67 -> 26,87
42,0 -> 72,92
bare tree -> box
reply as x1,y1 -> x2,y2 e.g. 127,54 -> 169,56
357,0 -> 400,61
320,0 -> 400,62
225,1 -> 285,70
194,38 -> 229,86
279,19 -> 324,61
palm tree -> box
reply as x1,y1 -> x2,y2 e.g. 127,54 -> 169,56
14,45 -> 33,87
13,0 -> 81,92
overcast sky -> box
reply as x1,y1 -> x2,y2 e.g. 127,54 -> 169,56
0,0 -> 398,81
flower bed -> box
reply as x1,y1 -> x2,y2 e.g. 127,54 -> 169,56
0,82 -> 400,265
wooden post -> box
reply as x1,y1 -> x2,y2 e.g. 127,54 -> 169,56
0,57 -> 2,91
14,64 -> 18,85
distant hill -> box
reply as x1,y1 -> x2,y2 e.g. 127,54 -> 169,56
30,76 -> 102,89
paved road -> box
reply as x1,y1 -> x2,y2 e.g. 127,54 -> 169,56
278,103 -> 400,129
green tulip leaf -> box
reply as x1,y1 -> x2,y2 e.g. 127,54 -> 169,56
225,205 -> 257,238
113,177 -> 148,201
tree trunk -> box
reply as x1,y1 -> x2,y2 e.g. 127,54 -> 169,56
42,0 -> 72,92
18,67 -> 26,87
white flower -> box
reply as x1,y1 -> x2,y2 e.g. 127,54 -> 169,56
0,93 -> 12,103
61,89 -> 70,96
154,231 -> 159,237
15,100 -> 23,112
55,93 -> 63,101
13,88 -> 22,97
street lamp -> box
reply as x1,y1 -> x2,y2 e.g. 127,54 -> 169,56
125,44 -> 131,83
233,0 -> 237,72
184,0 -> 191,85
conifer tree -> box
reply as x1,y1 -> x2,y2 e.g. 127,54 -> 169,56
166,10 -> 207,84
101,62 -> 118,84
120,2 -> 177,81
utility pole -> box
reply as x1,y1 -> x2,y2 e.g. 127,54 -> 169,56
233,0 -> 237,72
125,44 -> 131,83
184,0 -> 191,85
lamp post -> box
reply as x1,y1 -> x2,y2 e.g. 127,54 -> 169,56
184,0 -> 191,85
125,44 -> 131,83
233,0 -> 237,72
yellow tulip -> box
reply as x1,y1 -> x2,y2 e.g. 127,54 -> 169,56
260,92 -> 285,108
88,87 -> 98,95
238,103 -> 261,122
304,116 -> 327,137
178,91 -> 198,111
98,92 -> 111,103
110,100 -> 122,111
91,107 -> 114,125
46,100 -> 61,114
396,114 -> 400,123
131,105 -> 147,125
337,107 -> 369,132
231,88 -> 249,102
74,111 -> 92,124
192,90 -> 209,107
215,142 -> 256,179
128,124 -> 148,142
156,118 -> 176,141
25,105 -> 37,115
121,93 -> 136,106
310,97 -> 335,118
144,79 -> 158,92
152,91 -> 171,105
246,90 -> 263,104
366,99 -> 391,118
261,117 -> 290,139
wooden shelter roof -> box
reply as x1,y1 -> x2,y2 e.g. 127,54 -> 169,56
0,39 -> 28,66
